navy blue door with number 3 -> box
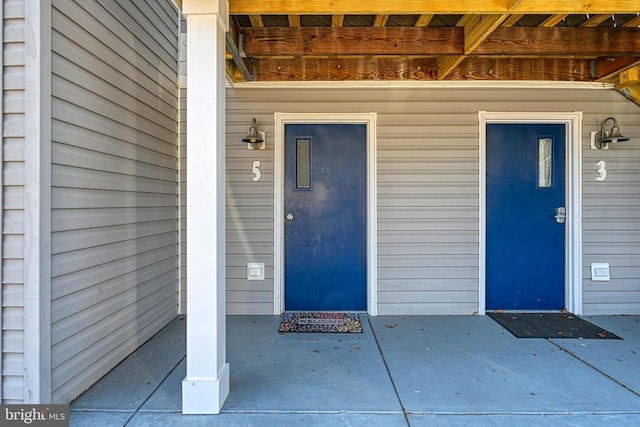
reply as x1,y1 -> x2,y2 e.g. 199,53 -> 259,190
486,124 -> 565,310
284,124 -> 367,311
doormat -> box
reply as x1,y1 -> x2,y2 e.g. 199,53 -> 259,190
487,311 -> 621,339
278,312 -> 362,333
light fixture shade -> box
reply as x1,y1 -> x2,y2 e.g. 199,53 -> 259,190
594,117 -> 630,149
601,125 -> 629,144
242,118 -> 264,144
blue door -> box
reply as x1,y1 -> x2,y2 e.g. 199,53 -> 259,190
284,124 -> 367,311
486,124 -> 566,310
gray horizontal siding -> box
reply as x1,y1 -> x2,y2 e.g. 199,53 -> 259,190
226,86 -> 640,316
582,106 -> 640,314
50,0 -> 179,403
2,0 -> 25,404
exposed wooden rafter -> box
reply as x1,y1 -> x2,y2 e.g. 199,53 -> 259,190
593,57 -> 640,81
331,15 -> 344,27
540,14 -> 568,27
288,15 -> 300,28
465,15 -> 509,53
622,16 -> 640,28
374,15 -> 389,27
474,28 -> 640,55
502,14 -> 524,27
249,15 -> 264,28
615,64 -> 640,107
227,1 -> 640,98
616,80 -> 640,106
241,27 -> 463,56
255,57 -> 593,81
579,14 -> 610,27
241,26 -> 640,58
229,0 -> 640,15
256,57 -> 438,81
618,66 -> 640,87
415,15 -> 434,27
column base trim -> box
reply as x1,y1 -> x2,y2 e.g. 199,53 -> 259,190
182,363 -> 230,414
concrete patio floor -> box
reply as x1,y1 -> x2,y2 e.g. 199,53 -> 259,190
70,314 -> 640,426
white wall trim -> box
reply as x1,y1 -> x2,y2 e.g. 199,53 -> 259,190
478,111 -> 583,315
273,113 -> 378,316
24,0 -> 52,403
233,81 -> 614,90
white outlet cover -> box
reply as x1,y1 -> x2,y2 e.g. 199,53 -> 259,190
590,263 -> 610,281
247,262 -> 265,280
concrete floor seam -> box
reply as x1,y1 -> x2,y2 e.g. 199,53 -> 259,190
549,339 -> 640,400
367,316 -> 412,427
124,354 -> 187,426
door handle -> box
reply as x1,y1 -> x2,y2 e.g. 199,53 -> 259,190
286,213 -> 294,221
554,207 -> 566,224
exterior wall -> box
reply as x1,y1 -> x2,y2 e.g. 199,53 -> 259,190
49,0 -> 180,402
2,0 -> 26,404
583,97 -> 640,314
226,86 -> 640,316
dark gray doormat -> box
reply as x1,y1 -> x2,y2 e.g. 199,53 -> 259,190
278,312 -> 362,333
487,311 -> 622,339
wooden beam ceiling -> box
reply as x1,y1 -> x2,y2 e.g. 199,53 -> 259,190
475,28 -> 640,55
240,27 -> 463,56
254,57 -> 593,81
436,14 -> 508,80
240,27 -> 640,57
229,1 -> 640,15
226,1 -> 640,101
595,57 -> 640,81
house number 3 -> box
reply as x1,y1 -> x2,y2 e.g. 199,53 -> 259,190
595,160 -> 607,182
252,160 -> 262,182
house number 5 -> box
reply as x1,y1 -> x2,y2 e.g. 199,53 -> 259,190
595,160 -> 607,182
252,160 -> 262,182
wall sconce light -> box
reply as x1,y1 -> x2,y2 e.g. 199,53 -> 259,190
242,118 -> 265,150
591,117 -> 629,150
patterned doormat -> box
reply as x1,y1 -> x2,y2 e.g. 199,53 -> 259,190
487,311 -> 622,339
278,312 -> 363,333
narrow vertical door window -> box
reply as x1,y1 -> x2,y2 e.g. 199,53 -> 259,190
538,138 -> 552,188
296,139 -> 311,189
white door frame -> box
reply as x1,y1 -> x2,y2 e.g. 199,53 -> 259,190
274,113 -> 378,315
478,111 -> 583,315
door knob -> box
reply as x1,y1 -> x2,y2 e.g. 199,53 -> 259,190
286,213 -> 294,221
554,207 -> 566,224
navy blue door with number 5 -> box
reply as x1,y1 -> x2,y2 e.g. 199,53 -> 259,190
284,124 -> 367,311
486,124 -> 565,310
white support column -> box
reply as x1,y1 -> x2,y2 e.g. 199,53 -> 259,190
181,0 -> 230,415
